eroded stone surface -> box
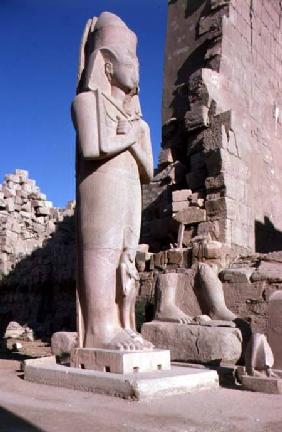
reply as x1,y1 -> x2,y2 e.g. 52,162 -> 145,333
142,321 -> 242,364
24,356 -> 219,400
51,332 -> 78,356
70,348 -> 171,374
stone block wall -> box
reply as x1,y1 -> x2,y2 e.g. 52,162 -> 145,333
142,0 -> 282,253
0,170 -> 279,337
0,170 -> 76,336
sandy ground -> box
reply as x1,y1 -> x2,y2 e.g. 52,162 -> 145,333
0,357 -> 282,432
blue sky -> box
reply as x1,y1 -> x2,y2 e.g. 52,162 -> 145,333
0,0 -> 167,207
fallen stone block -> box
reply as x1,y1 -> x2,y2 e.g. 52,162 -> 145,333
220,267 -> 254,283
4,322 -> 26,339
51,332 -> 78,356
251,261 -> 282,283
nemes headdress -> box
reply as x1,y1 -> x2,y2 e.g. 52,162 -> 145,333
77,12 -> 137,93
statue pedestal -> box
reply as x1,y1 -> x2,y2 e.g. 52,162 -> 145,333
142,321 -> 242,365
23,356 -> 219,400
70,348 -> 171,374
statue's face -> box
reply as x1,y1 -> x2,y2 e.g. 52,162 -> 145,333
111,53 -> 139,93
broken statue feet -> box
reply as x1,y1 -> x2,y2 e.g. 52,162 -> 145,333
155,304 -> 193,324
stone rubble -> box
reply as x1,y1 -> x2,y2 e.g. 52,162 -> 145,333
0,169 -> 75,276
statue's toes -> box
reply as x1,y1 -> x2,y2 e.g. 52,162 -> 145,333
122,342 -> 132,350
116,342 -> 124,350
143,339 -> 154,350
128,342 -> 136,351
134,341 -> 144,350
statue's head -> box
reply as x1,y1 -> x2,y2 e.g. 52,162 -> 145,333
79,12 -> 139,95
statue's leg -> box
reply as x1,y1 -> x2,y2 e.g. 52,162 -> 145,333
196,263 -> 236,321
77,168 -> 153,350
155,273 -> 192,324
78,247 -> 121,348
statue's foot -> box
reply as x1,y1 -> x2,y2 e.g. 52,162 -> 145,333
155,305 -> 192,324
107,328 -> 154,351
266,367 -> 279,379
210,308 -> 236,321
192,315 -> 212,325
124,328 -> 154,350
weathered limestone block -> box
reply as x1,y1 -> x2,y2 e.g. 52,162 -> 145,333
51,332 -> 78,356
142,321 -> 242,364
4,321 -> 26,339
173,208 -> 206,225
205,173 -> 225,191
167,249 -> 184,265
36,207 -> 50,216
197,221 -> 220,240
172,189 -> 192,202
153,251 -> 168,269
220,267 -> 254,283
205,197 -> 236,219
203,240 -> 225,259
185,105 -> 210,131
251,261 -> 282,283
158,148 -> 173,165
172,201 -> 190,212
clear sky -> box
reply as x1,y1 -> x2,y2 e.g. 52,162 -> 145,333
0,0 -> 167,207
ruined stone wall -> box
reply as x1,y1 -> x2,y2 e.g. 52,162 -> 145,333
143,0 -> 282,253
0,170 -> 76,336
0,170 -> 278,337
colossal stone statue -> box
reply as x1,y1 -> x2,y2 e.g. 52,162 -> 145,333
72,12 -> 154,350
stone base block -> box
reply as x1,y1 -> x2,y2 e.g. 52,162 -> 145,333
237,367 -> 282,394
141,321 -> 242,364
23,356 -> 219,400
70,348 -> 171,374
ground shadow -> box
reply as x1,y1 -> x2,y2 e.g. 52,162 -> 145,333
255,217 -> 282,253
0,406 -> 44,432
